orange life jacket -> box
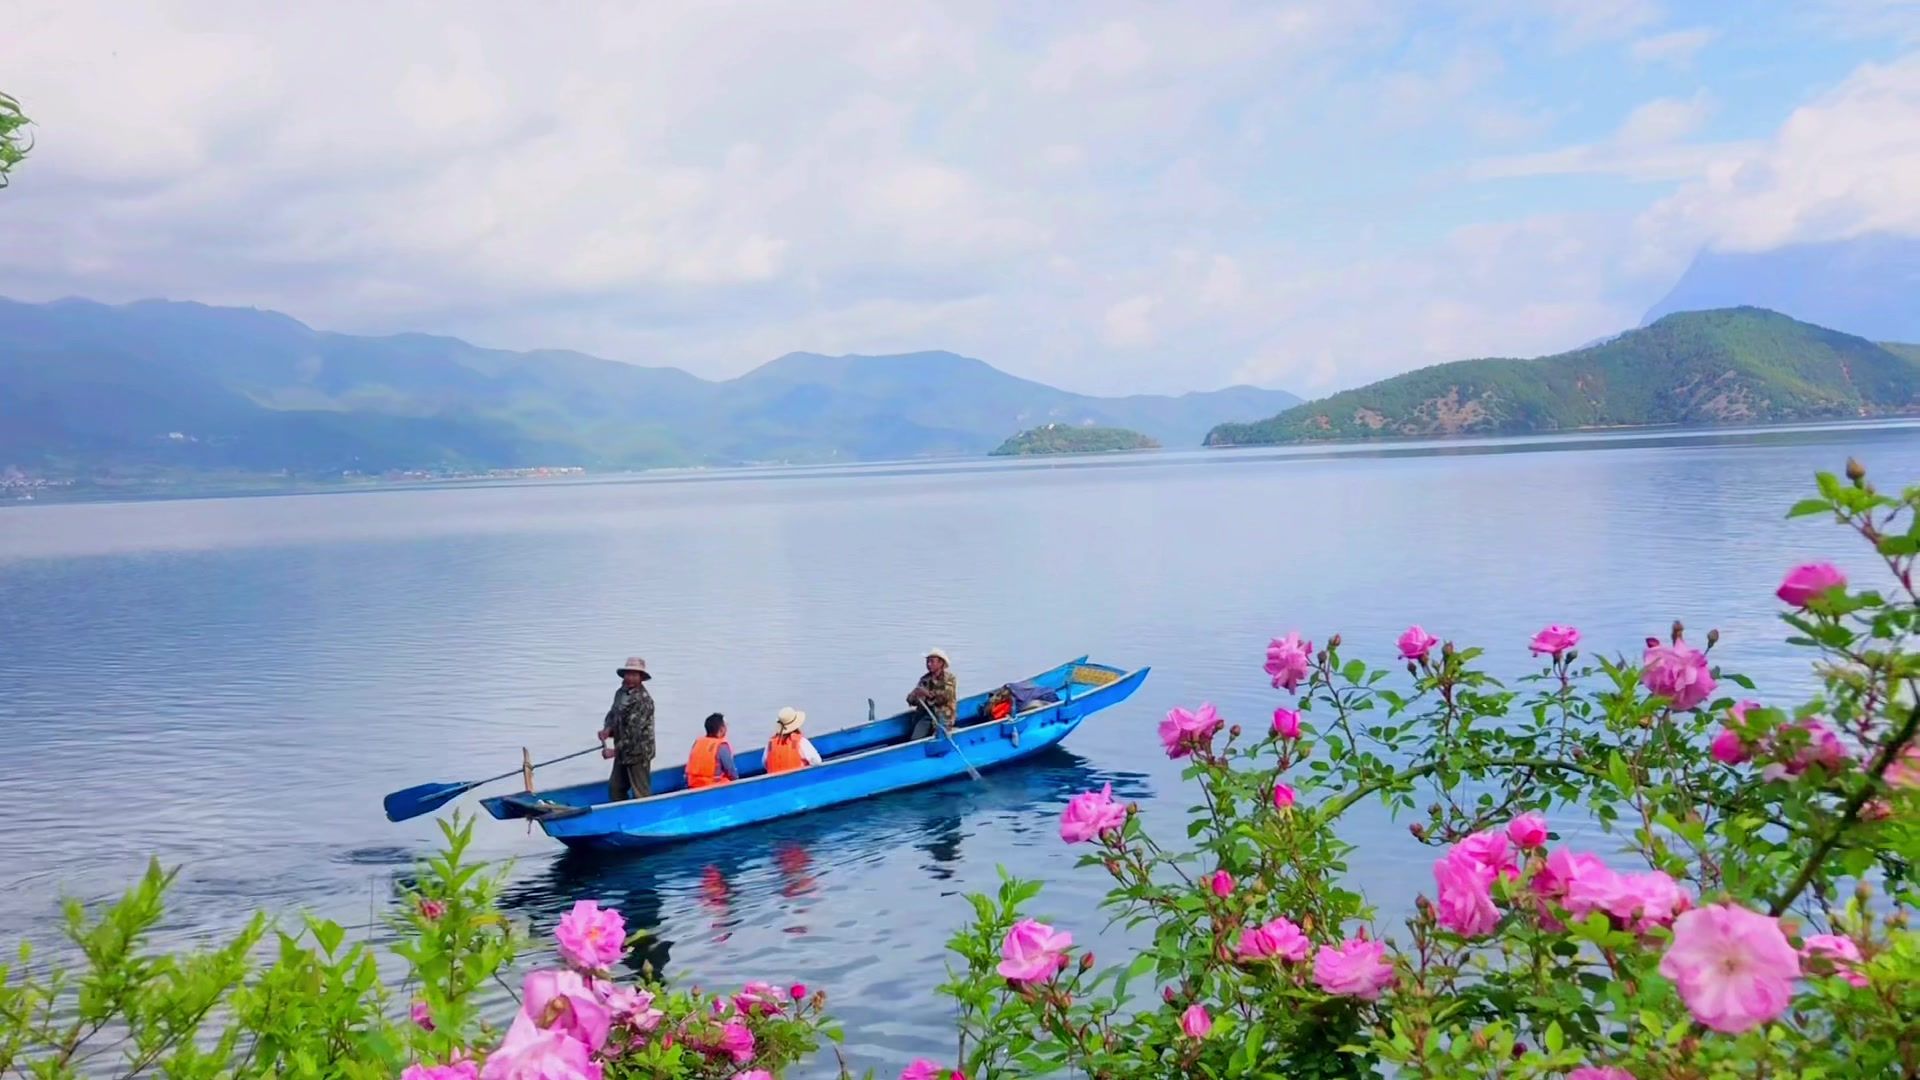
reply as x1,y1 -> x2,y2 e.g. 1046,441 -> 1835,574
766,732 -> 807,775
687,736 -> 731,789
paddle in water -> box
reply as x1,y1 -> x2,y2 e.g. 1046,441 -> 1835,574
383,745 -> 602,822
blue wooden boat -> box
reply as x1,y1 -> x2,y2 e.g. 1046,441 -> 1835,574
479,657 -> 1148,852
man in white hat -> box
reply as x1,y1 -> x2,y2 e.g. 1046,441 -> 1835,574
765,706 -> 822,774
906,648 -> 958,740
598,657 -> 656,800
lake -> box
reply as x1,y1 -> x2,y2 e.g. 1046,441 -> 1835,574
4,421 -> 1918,1073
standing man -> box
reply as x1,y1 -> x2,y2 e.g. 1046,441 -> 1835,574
599,656 -> 656,801
906,648 -> 958,740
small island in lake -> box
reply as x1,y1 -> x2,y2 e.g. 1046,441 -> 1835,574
990,423 -> 1161,456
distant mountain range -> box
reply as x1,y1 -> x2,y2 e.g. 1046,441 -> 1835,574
1643,234 -> 1920,343
1206,308 -> 1920,445
0,297 -> 1300,475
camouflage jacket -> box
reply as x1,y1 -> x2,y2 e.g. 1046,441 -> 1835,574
911,670 -> 959,727
605,684 -> 656,765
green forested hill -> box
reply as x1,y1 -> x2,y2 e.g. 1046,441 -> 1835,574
989,424 -> 1159,456
1207,308 -> 1920,446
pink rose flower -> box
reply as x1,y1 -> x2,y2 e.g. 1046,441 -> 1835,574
1567,1069 -> 1633,1080
1206,870 -> 1234,898
900,1062 -> 940,1080
997,919 -> 1072,983
1777,563 -> 1846,608
1432,850 -> 1499,937
1534,848 -> 1616,921
1265,633 -> 1313,692
1505,813 -> 1548,850
790,983 -> 808,1001
403,1063 -> 478,1080
1157,704 -> 1223,759
1236,916 -> 1311,962
1657,903 -> 1800,1034
1059,783 -> 1129,844
1889,744 -> 1920,790
411,999 -> 435,1031
1605,871 -> 1691,932
1313,938 -> 1395,1000
1762,718 -> 1852,780
521,970 -> 611,1053
1528,625 -> 1580,657
719,1019 -> 755,1064
479,1012 -> 602,1080
418,898 -> 447,922
1180,1004 -> 1212,1039
1270,707 -> 1302,740
733,981 -> 786,1017
1397,625 -> 1439,662
1271,782 -> 1296,810
1642,641 -> 1716,711
739,1073 -> 775,1080
594,983 -> 662,1032
1451,829 -> 1520,881
1710,727 -> 1749,765
554,899 -> 627,973
1801,933 -> 1868,988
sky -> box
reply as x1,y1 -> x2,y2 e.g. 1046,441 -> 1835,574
2,1 -> 1918,397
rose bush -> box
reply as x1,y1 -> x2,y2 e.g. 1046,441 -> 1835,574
936,461 -> 1920,1078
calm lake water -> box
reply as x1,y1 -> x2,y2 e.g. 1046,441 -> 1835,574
4,422 -> 1920,1072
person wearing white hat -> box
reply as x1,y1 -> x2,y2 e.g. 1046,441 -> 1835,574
764,706 -> 822,775
906,648 -> 958,740
598,656 -> 656,800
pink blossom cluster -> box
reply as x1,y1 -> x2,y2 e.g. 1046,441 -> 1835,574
1710,702 -> 1855,780
900,1060 -> 967,1079
997,918 -> 1073,983
1641,638 -> 1717,711
1532,847 -> 1690,934
1265,633 -> 1313,692
1158,704 -> 1223,759
398,899 -> 834,1079
1059,783 -> 1128,843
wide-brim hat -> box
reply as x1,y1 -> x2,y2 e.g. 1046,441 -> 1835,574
925,648 -> 950,664
776,706 -> 806,733
616,656 -> 652,680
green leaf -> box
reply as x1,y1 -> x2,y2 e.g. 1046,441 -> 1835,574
1787,498 -> 1832,519
309,918 -> 345,956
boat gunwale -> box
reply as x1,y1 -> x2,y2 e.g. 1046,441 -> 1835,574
503,660 -> 1145,818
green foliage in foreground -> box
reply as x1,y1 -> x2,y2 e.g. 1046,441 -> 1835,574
1208,307 -> 1920,445
0,92 -> 29,189
989,423 -> 1160,456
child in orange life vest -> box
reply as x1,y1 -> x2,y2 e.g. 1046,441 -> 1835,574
686,713 -> 738,789
766,707 -> 822,775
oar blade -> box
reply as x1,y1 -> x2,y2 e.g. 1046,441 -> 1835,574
382,781 -> 473,822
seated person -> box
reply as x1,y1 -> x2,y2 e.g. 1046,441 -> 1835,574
906,648 -> 958,740
686,712 -> 738,789
765,706 -> 822,774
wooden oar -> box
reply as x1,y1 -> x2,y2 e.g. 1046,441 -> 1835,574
383,745 -> 602,822
922,701 -> 983,782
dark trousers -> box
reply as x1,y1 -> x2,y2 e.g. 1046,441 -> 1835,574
610,760 -> 652,802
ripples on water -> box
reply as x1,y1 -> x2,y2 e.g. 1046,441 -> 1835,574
4,422 -> 1920,1071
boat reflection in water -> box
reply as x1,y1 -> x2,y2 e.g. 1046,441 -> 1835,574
496,746 -> 1150,981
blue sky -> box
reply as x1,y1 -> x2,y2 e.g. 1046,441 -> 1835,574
1,1 -> 1916,396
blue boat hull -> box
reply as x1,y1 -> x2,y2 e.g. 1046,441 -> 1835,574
480,658 -> 1148,852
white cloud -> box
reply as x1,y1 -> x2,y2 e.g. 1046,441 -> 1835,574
1102,295 -> 1161,349
1629,27 -> 1716,68
1470,92 -> 1738,180
1641,53 -> 1920,251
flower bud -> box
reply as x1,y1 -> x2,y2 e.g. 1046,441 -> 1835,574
1128,803 -> 1140,816
1329,633 -> 1342,649
1442,640 -> 1455,658
1409,822 -> 1426,840
1163,987 -> 1177,1004
1229,724 -> 1242,739
1427,802 -> 1443,818
1672,619 -> 1685,643
1471,1030 -> 1490,1050
1856,881 -> 1874,901
1706,628 -> 1720,649
1103,858 -> 1121,875
1637,714 -> 1652,729
1847,457 -> 1867,484
1079,952 -> 1096,973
